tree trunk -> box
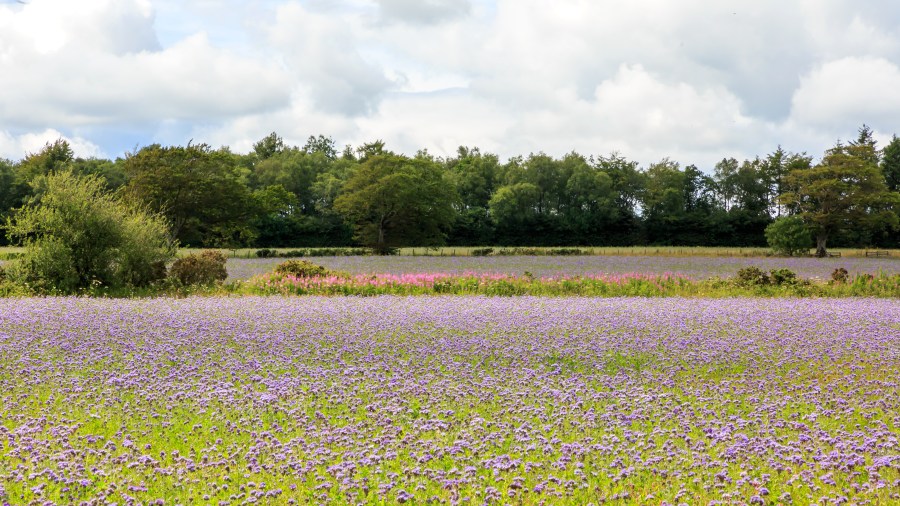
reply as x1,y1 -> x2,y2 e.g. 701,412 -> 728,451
815,234 -> 828,258
376,222 -> 386,255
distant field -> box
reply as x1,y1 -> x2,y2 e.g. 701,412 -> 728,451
173,246 -> 900,258
3,245 -> 898,262
223,254 -> 900,282
2,297 -> 898,504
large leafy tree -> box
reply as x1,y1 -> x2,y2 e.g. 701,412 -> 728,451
16,139 -> 74,182
780,139 -> 899,257
444,146 -> 500,245
882,134 -> 900,193
596,153 -> 645,245
0,159 -> 19,245
122,143 -> 259,245
875,135 -> 900,247
561,153 -> 617,242
333,151 -> 457,253
488,182 -> 541,233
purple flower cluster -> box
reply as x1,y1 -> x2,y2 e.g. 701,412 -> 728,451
0,297 -> 898,503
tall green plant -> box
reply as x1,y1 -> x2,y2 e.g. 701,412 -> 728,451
5,170 -> 174,293
765,216 -> 812,256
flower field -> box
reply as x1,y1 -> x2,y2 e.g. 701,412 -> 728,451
247,272 -> 695,297
1,297 -> 899,505
224,255 -> 900,282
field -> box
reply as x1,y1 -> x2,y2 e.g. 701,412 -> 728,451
2,297 -> 899,505
224,254 -> 900,282
174,247 -> 900,259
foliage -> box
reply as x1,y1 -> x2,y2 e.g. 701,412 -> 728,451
4,170 -> 174,293
245,269 -> 900,298
256,247 -> 373,258
168,250 -> 228,286
765,216 -> 812,256
769,268 -> 798,286
334,152 -> 457,254
272,259 -> 343,278
780,136 -> 900,256
4,128 -> 900,250
122,143 -> 261,246
732,267 -> 799,288
734,266 -> 770,286
882,134 -> 900,193
831,267 -> 849,284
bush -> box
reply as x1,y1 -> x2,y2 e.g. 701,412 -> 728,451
304,248 -> 371,257
169,250 -> 227,286
831,267 -> 849,284
271,248 -> 372,258
765,216 -> 812,256
255,248 -> 276,258
5,170 -> 174,293
548,248 -> 584,255
272,259 -> 338,278
735,266 -> 770,286
770,268 -> 798,286
471,248 -> 494,257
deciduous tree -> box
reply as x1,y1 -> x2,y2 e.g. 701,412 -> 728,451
334,152 -> 456,253
780,141 -> 899,256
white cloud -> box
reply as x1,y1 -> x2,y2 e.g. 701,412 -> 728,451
373,0 -> 471,25
267,3 -> 392,116
0,0 -> 291,128
2,0 -> 900,165
0,0 -> 158,55
790,57 -> 900,129
0,129 -> 104,160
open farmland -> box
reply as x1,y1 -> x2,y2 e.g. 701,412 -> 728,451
224,255 -> 900,282
1,297 -> 899,504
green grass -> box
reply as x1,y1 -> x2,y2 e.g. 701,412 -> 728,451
0,246 -> 24,260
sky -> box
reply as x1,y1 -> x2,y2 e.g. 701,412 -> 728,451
1,0 -> 900,169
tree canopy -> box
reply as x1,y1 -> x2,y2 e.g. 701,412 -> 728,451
3,126 -> 899,252
333,152 -> 457,253
780,139 -> 899,256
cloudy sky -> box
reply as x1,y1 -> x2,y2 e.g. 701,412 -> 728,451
1,0 -> 900,168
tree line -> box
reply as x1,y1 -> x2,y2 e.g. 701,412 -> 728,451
1,126 -> 898,255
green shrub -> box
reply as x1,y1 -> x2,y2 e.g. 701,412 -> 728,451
765,216 -> 812,256
770,268 -> 798,286
471,248 -> 494,256
735,266 -> 770,286
5,170 -> 174,293
492,247 -> 587,256
548,248 -> 584,255
255,248 -> 276,258
169,250 -> 228,286
306,247 -> 370,257
275,248 -> 371,257
831,267 -> 849,284
273,259 -> 337,278
0,278 -> 30,297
